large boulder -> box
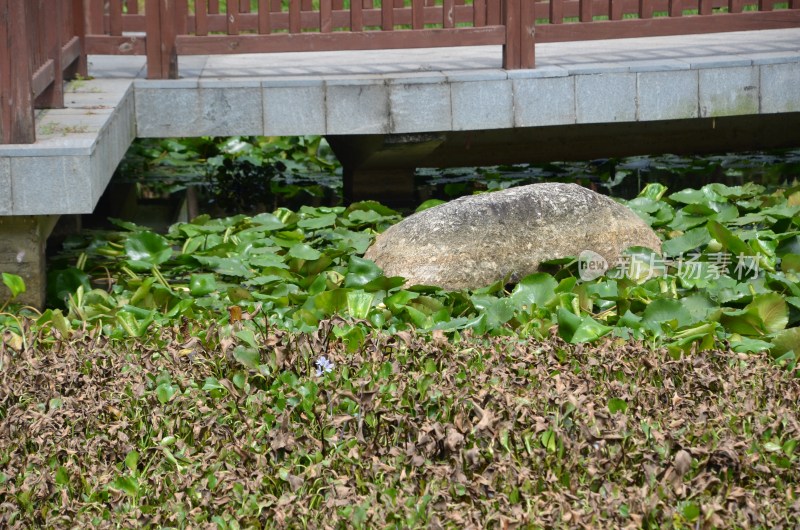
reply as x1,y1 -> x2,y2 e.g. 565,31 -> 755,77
364,183 -> 661,290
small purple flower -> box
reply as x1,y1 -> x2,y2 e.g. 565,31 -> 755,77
315,356 -> 334,377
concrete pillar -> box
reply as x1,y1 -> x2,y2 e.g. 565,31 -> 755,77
0,215 -> 59,308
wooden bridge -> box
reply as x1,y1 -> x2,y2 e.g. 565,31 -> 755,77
1,0 -> 799,306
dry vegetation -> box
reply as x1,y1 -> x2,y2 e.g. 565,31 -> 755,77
1,321 -> 798,528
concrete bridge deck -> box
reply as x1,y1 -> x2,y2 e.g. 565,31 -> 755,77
1,28 -> 799,305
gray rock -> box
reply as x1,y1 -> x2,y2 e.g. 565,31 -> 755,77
364,183 -> 662,290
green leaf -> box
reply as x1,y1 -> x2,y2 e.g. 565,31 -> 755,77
662,227 -> 710,257
346,291 -> 375,320
608,398 -> 628,414
55,466 -> 70,487
189,273 -> 217,296
509,273 -> 558,310
124,451 -> 140,472
415,199 -> 446,212
46,267 -> 91,307
344,256 -> 384,289
112,475 -> 139,497
642,299 -> 693,329
155,383 -> 178,404
297,213 -> 337,229
124,231 -> 173,268
1,273 -> 25,298
708,220 -> 753,257
233,345 -> 260,369
287,243 -> 321,261
557,307 -> 612,344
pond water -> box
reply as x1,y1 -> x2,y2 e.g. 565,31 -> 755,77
91,136 -> 800,230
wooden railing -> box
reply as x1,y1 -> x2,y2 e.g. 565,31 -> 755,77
0,0 -> 86,143
80,0 -> 800,79
2,0 -> 799,143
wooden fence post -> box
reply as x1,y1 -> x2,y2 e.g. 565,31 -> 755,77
503,0 -> 534,69
36,0 -> 65,109
146,0 -> 178,79
0,0 -> 35,143
72,0 -> 88,78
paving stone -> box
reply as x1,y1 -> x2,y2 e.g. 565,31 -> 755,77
264,85 -> 326,135
685,55 -> 753,69
699,66 -> 759,117
326,83 -> 390,134
390,82 -> 451,133
513,76 -> 575,127
638,69 -> 698,121
506,66 -> 569,79
564,63 -> 630,75
627,59 -> 690,72
261,77 -> 325,88
761,62 -> 800,114
575,73 -> 637,124
451,80 -> 512,130
445,69 -> 508,82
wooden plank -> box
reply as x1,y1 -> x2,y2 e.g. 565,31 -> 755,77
610,0 -> 623,18
109,0 -> 123,35
669,0 -> 682,17
71,0 -> 87,76
196,0 -> 209,35
1,0 -> 35,143
580,0 -> 592,21
176,26 -> 506,54
126,0 -> 138,14
383,0 -> 394,29
535,10 -> 800,41
176,0 -> 189,35
290,0 -> 301,32
640,0 -> 653,18
520,0 -> 534,68
474,0 -> 486,26
209,0 -> 220,13
31,60 -> 55,100
727,0 -> 743,13
351,0 -> 363,30
36,0 -> 64,108
550,0 -> 563,22
503,0 -> 520,68
487,0 -> 501,25
321,0 -> 332,31
241,0 -> 251,13
444,0 -> 454,27
228,0 -> 240,34
258,0 -> 271,33
412,0 -> 424,28
87,0 -> 105,35
699,0 -> 712,14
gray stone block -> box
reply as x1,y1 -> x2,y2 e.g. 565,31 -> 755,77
760,62 -> 800,114
262,77 -> 325,88
0,158 -> 10,215
135,87 -> 263,137
638,70 -> 698,121
390,82 -> 451,133
699,66 -> 759,117
451,80 -> 513,131
11,156 -> 92,215
513,76 -> 575,127
326,83 -> 390,135
575,73 -> 637,124
388,72 -> 447,85
264,85 -> 327,136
